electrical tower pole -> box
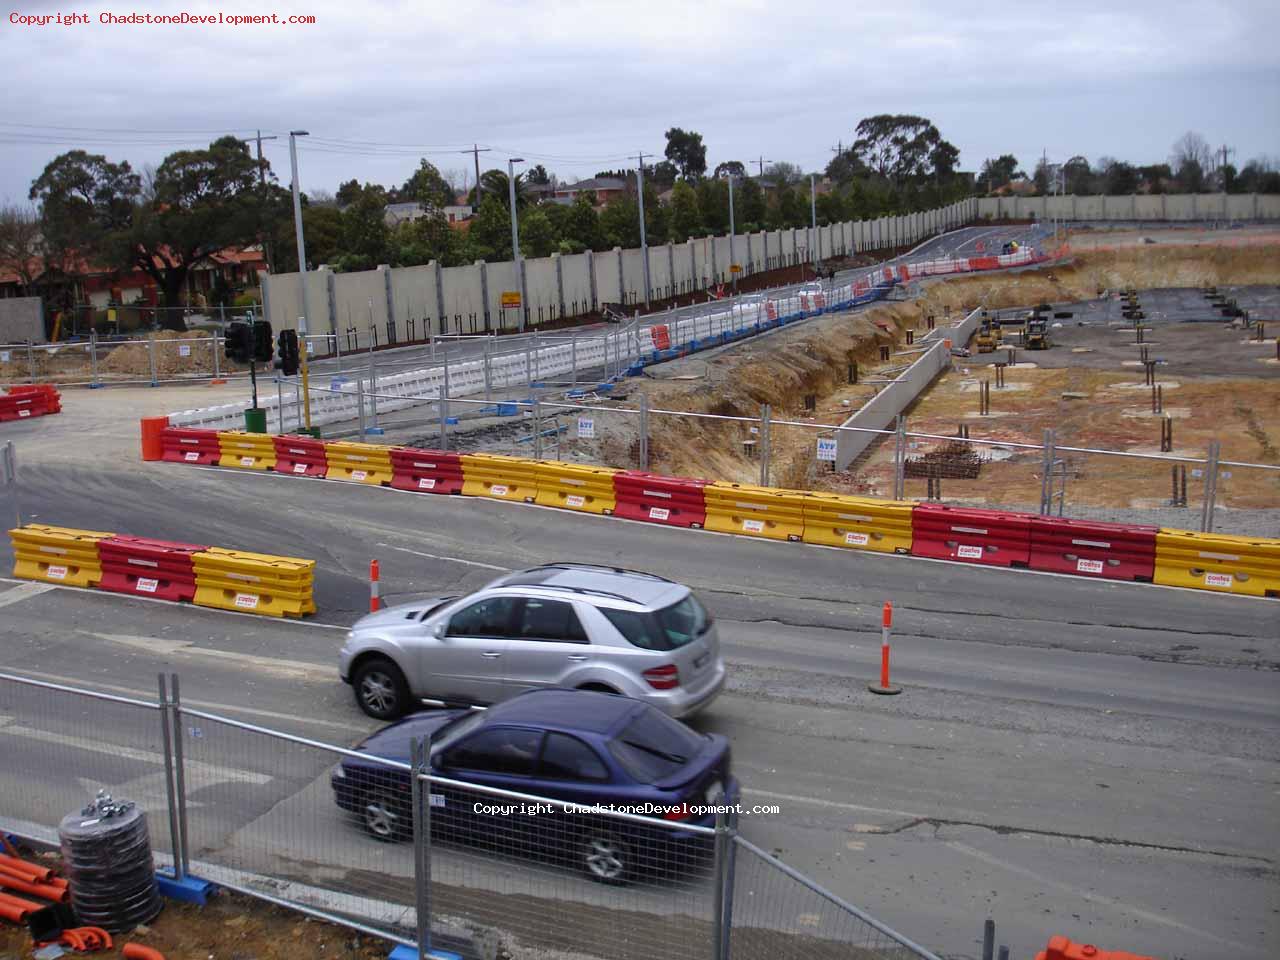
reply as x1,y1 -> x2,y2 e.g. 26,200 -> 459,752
755,155 -> 771,179
461,144 -> 492,208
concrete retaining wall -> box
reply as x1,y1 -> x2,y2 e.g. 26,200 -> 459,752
0,298 -> 44,344
977,193 -> 1280,222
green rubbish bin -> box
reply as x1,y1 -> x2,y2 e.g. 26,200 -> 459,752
243,407 -> 267,434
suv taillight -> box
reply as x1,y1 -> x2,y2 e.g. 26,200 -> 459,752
643,664 -> 680,689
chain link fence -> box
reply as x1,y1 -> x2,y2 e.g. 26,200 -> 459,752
0,670 -> 940,960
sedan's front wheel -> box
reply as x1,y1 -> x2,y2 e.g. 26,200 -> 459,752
582,833 -> 630,884
363,790 -> 409,842
353,657 -> 410,721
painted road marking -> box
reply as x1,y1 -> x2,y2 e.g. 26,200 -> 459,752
83,632 -> 334,682
0,582 -> 55,609
378,543 -> 510,572
0,714 -> 271,785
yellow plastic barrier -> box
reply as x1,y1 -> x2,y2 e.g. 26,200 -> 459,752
703,482 -> 806,542
192,546 -> 316,618
1153,529 -> 1280,598
217,430 -> 277,471
533,462 -> 619,515
460,453 -> 539,502
802,492 -> 915,554
324,441 -> 393,485
9,524 -> 114,588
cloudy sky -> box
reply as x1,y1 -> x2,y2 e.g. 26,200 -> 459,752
3,0 -> 1278,202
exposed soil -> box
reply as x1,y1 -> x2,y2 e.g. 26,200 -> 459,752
0,331 -> 248,385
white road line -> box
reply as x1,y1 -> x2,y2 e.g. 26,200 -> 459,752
946,840 -> 1255,951
0,576 -> 351,628
746,787 -> 921,821
0,582 -> 55,609
8,670 -> 371,734
378,543 -> 511,572
83,631 -> 336,682
0,714 -> 271,785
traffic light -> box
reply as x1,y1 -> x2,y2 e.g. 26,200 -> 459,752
224,322 -> 252,363
252,319 -> 273,364
274,329 -> 300,376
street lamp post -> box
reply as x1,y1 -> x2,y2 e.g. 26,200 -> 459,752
288,129 -> 313,432
508,158 -> 526,331
636,153 -> 651,309
810,174 -> 818,269
723,172 -> 737,294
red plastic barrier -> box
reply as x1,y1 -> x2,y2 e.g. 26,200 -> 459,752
968,256 -> 1000,271
1028,517 -> 1157,581
98,535 -> 207,603
613,471 -> 708,528
910,503 -> 1034,567
161,427 -> 220,465
882,267 -> 894,282
390,447 -> 464,494
7,384 -> 61,413
0,389 -> 50,421
815,292 -> 827,309
272,434 -> 328,477
651,324 -> 671,350
765,301 -> 777,321
1035,935 -> 1154,960
896,265 -> 910,282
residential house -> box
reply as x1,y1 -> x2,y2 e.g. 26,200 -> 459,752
384,202 -> 474,227
552,177 -> 628,206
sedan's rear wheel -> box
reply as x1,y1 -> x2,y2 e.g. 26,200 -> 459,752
582,833 -> 630,884
353,658 -> 410,721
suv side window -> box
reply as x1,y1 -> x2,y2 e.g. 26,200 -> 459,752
513,598 -> 588,643
445,596 -> 519,638
539,732 -> 608,781
443,727 -> 542,776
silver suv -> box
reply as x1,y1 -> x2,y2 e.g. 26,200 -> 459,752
339,563 -> 725,721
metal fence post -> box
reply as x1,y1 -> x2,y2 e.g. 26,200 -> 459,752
759,404 -> 771,487
411,735 -> 432,960
276,379 -> 285,433
213,333 -> 221,379
1039,429 -> 1056,515
720,808 -> 739,960
483,338 -> 492,402
439,385 -> 448,451
443,343 -> 451,400
356,378 -> 367,438
156,674 -> 185,882
367,347 -> 379,431
1200,440 -> 1220,533
148,337 -> 158,386
571,330 -> 578,387
639,394 -> 650,472
170,673 -> 191,877
526,342 -> 533,390
26,342 -> 35,384
3,442 -> 20,529
712,807 -> 728,960
532,397 -> 543,460
893,416 -> 907,501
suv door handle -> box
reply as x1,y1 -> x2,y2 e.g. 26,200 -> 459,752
481,651 -> 502,659
567,655 -> 589,662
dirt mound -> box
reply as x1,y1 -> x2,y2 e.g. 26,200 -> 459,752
99,329 -> 222,378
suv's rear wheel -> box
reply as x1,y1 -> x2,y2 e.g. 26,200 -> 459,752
353,657 -> 410,720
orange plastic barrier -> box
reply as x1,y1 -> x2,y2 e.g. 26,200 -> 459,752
140,416 -> 168,461
1035,935 -> 1155,960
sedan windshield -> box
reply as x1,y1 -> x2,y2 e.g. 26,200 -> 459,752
601,594 -> 711,651
608,707 -> 708,781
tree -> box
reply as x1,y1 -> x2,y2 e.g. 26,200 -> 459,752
336,179 -> 363,206
1237,157 -> 1280,194
1102,161 -> 1138,195
526,164 -> 551,186
1062,156 -> 1093,195
0,205 -> 44,294
713,161 -> 746,180
1137,164 -> 1173,194
474,169 -> 527,210
466,195 -> 514,261
1170,132 -> 1213,186
650,160 -> 678,188
390,210 -> 457,267
664,127 -> 707,181
667,180 -> 700,242
849,115 -> 952,185
764,161 -> 803,187
739,177 -> 766,228
401,159 -> 454,209
695,178 -> 729,234
929,141 -> 960,182
979,155 -> 1021,191
561,193 -> 602,251
815,191 -> 846,226
29,150 -> 140,283
599,195 -> 641,249
518,207 -> 557,258
335,182 -> 391,271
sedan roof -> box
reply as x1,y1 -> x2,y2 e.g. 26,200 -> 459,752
482,688 -> 644,735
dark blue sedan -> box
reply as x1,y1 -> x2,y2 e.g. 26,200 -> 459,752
331,689 -> 739,882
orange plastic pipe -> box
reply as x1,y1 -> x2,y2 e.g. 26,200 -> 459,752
0,853 -> 50,882
0,872 -> 69,902
123,944 -> 167,960
0,891 -> 40,921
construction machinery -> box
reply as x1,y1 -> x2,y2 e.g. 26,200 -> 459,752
975,314 -> 1002,353
1025,317 -> 1051,349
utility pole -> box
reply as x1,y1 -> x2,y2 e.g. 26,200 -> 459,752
723,171 -> 737,294
288,130 -> 313,432
461,144 -> 491,208
508,157 -> 526,330
1217,144 -> 1234,190
810,174 -> 819,268
254,131 -> 279,272
754,155 -> 771,179
634,152 -> 651,309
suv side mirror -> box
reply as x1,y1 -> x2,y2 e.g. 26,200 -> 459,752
433,621 -> 447,639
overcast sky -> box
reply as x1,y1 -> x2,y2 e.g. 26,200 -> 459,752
4,0 -> 1279,203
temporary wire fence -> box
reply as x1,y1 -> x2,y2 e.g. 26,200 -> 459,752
0,670 -> 941,960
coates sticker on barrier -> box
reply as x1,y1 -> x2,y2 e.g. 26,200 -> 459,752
179,344 -> 192,357
136,577 -> 160,593
845,532 -> 870,546
46,564 -> 68,579
418,477 -> 437,489
742,519 -> 765,533
351,470 -> 368,481
649,506 -> 670,521
240,456 -> 254,467
18,410 -> 31,418
0,351 -> 9,362
293,463 -> 308,474
430,793 -> 446,808
1077,558 -> 1104,574
577,417 -> 595,438
816,438 -> 837,462
490,484 -> 509,497
234,592 -> 260,609
184,451 -> 199,462
957,545 -> 984,559
566,495 -> 586,508
1204,572 -> 1233,588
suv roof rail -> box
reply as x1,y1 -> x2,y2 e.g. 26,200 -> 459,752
527,562 -> 674,583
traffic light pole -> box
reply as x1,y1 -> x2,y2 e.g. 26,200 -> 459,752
248,312 -> 260,410
299,324 -> 313,434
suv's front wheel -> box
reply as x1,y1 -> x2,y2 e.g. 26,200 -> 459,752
353,657 -> 410,720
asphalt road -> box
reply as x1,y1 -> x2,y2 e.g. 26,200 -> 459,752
0,388 -> 1276,960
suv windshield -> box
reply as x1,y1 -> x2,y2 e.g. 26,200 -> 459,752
608,707 -> 708,781
601,594 -> 711,651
